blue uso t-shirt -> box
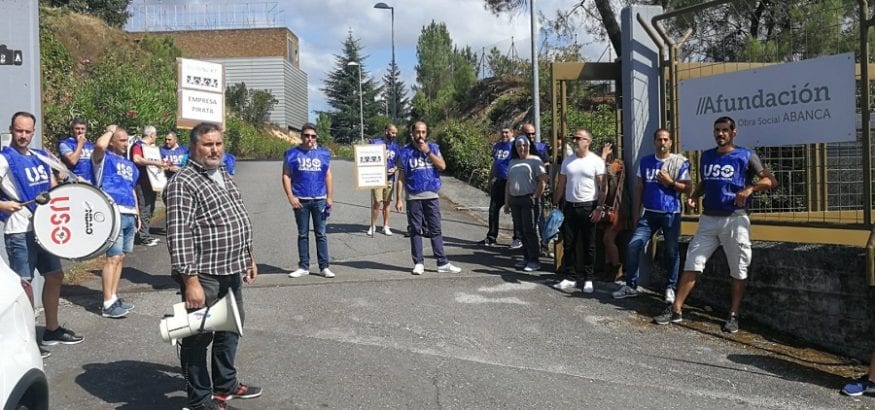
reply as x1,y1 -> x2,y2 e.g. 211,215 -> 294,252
284,146 -> 330,198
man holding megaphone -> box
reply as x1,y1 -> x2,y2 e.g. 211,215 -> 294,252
164,122 -> 261,410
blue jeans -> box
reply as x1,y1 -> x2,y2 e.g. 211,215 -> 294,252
624,210 -> 681,289
174,273 -> 245,408
4,231 -> 62,280
406,198 -> 448,265
294,198 -> 329,270
107,214 -> 137,257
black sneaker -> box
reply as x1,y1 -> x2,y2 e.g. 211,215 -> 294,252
653,306 -> 682,325
476,238 -> 497,247
42,326 -> 85,345
40,347 -> 51,359
213,384 -> 263,401
722,313 -> 739,333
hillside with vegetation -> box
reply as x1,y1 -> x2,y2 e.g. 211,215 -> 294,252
38,7 -> 290,159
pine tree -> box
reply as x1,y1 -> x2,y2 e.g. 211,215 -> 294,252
412,21 -> 477,123
321,32 -> 383,144
381,61 -> 410,122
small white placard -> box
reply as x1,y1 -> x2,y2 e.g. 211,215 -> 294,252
178,58 -> 224,93
354,144 -> 387,189
179,89 -> 225,124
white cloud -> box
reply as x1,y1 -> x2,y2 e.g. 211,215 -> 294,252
129,0 -> 608,120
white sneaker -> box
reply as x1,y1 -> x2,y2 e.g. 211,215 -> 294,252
664,288 -> 676,304
288,268 -> 309,278
321,268 -> 336,278
412,263 -> 425,275
366,226 -> 375,237
582,281 -> 594,294
383,226 -> 393,236
437,263 -> 462,273
552,279 -> 576,291
523,262 -> 541,272
612,285 -> 639,299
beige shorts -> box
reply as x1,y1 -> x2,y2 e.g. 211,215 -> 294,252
683,213 -> 752,280
372,180 -> 395,203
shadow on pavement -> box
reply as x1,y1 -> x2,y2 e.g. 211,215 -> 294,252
332,259 -> 410,273
255,263 -> 289,275
726,353 -> 849,389
75,360 -> 186,409
121,267 -> 177,290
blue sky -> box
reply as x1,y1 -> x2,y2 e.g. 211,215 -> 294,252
127,0 -> 607,120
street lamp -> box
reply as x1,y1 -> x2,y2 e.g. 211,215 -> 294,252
373,2 -> 396,122
347,61 -> 365,143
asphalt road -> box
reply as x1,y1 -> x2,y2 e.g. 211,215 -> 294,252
39,159 -> 869,409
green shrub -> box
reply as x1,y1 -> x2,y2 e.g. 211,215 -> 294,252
224,115 -> 291,160
433,120 -> 492,191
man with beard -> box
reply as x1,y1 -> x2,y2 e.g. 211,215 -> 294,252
165,122 -> 261,410
57,117 -> 95,183
0,112 -> 84,354
395,121 -> 462,275
653,116 -> 777,334
92,125 -> 140,318
477,126 -> 514,247
613,128 -> 690,303
283,123 -> 335,279
367,124 -> 400,237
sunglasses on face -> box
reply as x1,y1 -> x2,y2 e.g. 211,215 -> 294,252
302,133 -> 318,139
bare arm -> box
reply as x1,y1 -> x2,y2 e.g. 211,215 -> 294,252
686,181 -> 705,208
429,151 -> 446,171
552,174 -> 567,205
595,174 -> 607,208
131,145 -> 166,168
91,125 -> 115,165
325,167 -> 334,207
282,163 -> 301,209
533,172 -> 547,199
395,169 -> 405,212
60,136 -> 86,167
734,168 -> 778,207
632,177 -> 643,225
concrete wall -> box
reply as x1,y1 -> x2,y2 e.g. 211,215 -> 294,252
0,0 -> 42,148
620,5 -> 663,286
648,237 -> 871,360
206,56 -> 308,130
130,28 -> 308,129
132,28 -> 300,67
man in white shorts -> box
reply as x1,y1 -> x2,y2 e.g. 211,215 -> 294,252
653,116 -> 777,333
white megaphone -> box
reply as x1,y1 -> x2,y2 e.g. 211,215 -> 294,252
159,292 -> 243,345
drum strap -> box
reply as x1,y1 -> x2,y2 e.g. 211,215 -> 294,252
0,147 -> 52,220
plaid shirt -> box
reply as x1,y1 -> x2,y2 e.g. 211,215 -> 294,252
164,159 -> 253,276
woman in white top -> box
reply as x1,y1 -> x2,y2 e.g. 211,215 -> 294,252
503,135 -> 547,272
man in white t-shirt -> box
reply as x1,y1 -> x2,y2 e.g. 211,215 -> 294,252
0,112 -> 84,353
551,129 -> 606,294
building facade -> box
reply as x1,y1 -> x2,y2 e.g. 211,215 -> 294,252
132,27 -> 308,130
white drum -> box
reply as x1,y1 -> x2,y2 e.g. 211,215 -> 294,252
32,184 -> 121,261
